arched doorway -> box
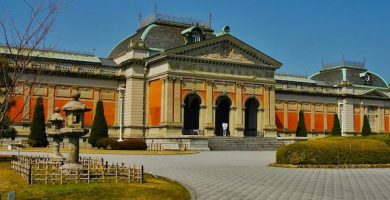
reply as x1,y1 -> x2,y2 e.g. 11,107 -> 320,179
244,98 -> 260,137
183,93 -> 201,135
215,95 -> 231,136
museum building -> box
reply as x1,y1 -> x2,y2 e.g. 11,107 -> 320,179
2,14 -> 390,149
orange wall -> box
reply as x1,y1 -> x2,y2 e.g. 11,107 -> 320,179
327,114 -> 334,131
149,80 -> 162,126
80,100 -> 94,126
54,99 -> 69,117
384,116 -> 389,132
287,112 -> 298,131
314,113 -> 324,132
275,111 -> 284,130
8,96 -> 24,122
102,101 -> 115,126
354,115 -> 361,132
304,113 -> 311,131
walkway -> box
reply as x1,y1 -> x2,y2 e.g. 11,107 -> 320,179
99,151 -> 390,200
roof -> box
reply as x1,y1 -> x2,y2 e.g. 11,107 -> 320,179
108,21 -> 215,59
0,46 -> 101,63
275,74 -> 316,84
147,34 -> 282,68
99,58 -> 117,67
310,66 -> 388,88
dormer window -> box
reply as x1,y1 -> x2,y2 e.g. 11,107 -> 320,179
181,26 -> 204,44
192,30 -> 201,42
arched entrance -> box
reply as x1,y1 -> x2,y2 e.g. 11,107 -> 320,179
183,93 -> 201,135
244,98 -> 260,137
215,95 -> 231,136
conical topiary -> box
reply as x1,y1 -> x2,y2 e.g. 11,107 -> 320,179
28,97 -> 48,147
296,110 -> 307,137
331,113 -> 341,136
361,115 -> 371,136
88,100 -> 108,147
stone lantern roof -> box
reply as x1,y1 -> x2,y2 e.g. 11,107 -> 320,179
48,107 -> 64,122
62,92 -> 91,112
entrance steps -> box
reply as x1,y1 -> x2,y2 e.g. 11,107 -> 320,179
208,137 -> 283,151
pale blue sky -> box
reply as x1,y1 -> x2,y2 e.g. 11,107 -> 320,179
1,0 -> 390,81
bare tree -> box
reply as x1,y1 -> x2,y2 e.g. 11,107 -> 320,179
0,0 -> 61,138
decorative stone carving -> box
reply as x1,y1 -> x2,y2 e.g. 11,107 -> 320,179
56,86 -> 71,97
275,101 -> 284,110
288,102 -> 298,111
315,104 -> 323,112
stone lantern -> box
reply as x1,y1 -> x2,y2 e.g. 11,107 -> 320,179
60,92 -> 91,164
47,107 -> 64,158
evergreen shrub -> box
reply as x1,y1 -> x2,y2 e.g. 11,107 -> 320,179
88,100 -> 108,147
276,137 -> 390,165
28,97 -> 48,147
296,110 -> 307,137
361,115 -> 372,136
331,113 -> 341,136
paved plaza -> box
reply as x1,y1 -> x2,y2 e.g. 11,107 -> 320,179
3,151 -> 390,200
100,151 -> 390,200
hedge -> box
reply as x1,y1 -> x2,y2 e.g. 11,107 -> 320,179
96,138 -> 147,150
276,137 -> 390,165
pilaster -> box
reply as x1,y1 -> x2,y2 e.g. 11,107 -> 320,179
173,79 -> 181,123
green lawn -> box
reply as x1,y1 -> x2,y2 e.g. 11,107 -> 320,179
0,159 -> 191,200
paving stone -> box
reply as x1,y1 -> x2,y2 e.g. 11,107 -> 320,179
5,151 -> 390,200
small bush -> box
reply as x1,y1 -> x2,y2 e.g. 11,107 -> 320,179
276,137 -> 390,165
97,138 -> 147,150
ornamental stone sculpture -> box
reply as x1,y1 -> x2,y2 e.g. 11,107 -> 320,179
47,107 -> 64,158
60,92 -> 91,164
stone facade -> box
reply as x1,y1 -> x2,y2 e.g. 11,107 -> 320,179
2,14 -> 390,149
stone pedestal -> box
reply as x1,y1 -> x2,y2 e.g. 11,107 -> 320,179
68,136 -> 80,164
51,136 -> 63,158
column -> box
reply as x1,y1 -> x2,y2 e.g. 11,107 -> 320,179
173,79 -> 181,124
48,85 -> 55,118
311,103 -> 315,133
235,83 -> 243,127
283,101 -> 288,131
163,78 -> 174,123
205,80 -> 213,125
269,86 -> 276,128
23,84 -> 31,121
145,81 -> 150,126
263,86 -> 270,128
160,78 -> 165,124
324,104 -> 328,132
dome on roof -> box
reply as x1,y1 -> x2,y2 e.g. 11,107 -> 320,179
108,23 -> 215,59
310,67 -> 388,88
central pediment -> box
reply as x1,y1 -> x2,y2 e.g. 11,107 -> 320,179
157,34 -> 282,68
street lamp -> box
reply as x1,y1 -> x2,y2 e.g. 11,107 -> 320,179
117,86 -> 126,142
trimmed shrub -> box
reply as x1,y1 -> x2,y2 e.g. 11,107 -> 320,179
28,97 -> 48,147
276,137 -> 390,165
361,115 -> 372,136
331,113 -> 341,136
88,100 -> 108,147
97,138 -> 147,150
296,110 -> 307,137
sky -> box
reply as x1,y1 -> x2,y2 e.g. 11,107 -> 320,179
1,0 -> 390,81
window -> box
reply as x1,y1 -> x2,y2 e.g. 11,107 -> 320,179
192,30 -> 201,42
